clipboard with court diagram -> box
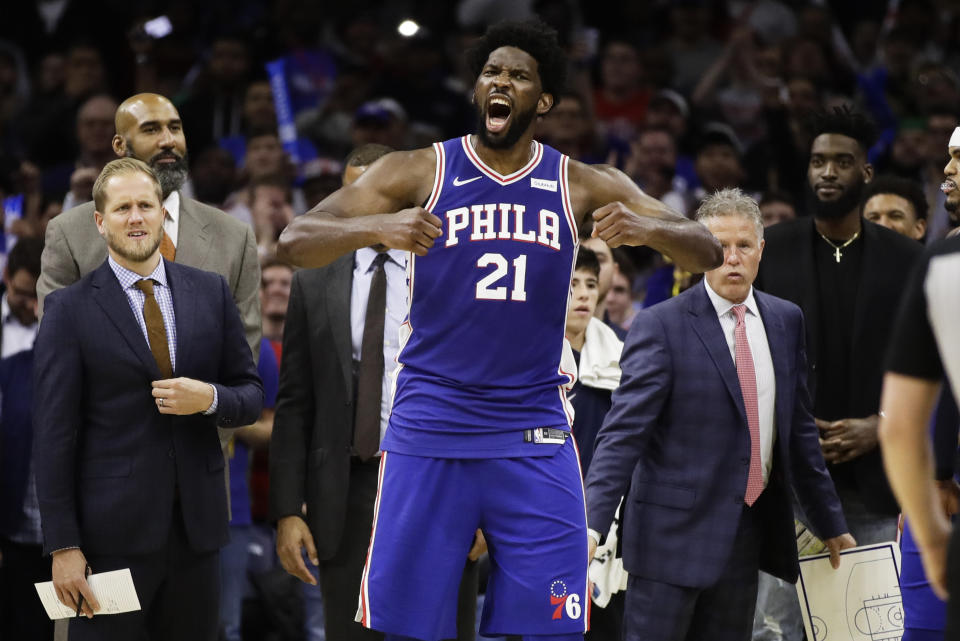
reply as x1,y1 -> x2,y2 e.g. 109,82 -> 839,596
796,542 -> 903,641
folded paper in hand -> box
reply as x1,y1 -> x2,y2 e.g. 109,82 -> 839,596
35,568 -> 141,620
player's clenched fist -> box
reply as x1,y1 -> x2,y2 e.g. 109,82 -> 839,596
591,201 -> 657,248
377,207 -> 443,255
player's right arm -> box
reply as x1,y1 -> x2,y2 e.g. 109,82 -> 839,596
277,148 -> 443,268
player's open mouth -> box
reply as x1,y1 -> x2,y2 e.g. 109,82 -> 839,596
128,231 -> 148,238
486,95 -> 512,134
942,179 -> 956,194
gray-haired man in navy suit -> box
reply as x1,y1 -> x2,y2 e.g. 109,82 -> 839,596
586,188 -> 854,641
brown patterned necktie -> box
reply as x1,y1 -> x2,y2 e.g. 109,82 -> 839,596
159,231 -> 176,262
353,253 -> 388,460
135,279 -> 173,378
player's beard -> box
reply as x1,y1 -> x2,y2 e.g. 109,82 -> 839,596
946,194 -> 960,226
806,180 -> 865,221
945,187 -> 960,212
475,103 -> 538,150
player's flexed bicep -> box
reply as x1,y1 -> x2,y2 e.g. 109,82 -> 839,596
567,161 -> 722,273
277,148 -> 443,268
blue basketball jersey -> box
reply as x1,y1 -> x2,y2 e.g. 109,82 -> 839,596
381,135 -> 579,458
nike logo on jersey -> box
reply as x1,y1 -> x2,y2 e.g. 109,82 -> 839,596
452,176 -> 482,186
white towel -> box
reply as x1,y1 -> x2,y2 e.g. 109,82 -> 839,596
577,318 -> 623,391
588,499 -> 628,607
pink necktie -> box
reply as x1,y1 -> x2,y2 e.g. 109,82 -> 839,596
733,304 -> 764,506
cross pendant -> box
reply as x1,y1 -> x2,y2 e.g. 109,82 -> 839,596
834,248 -> 842,263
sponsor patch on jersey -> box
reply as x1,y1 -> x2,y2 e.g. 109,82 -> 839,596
531,178 -> 558,192
524,428 -> 570,444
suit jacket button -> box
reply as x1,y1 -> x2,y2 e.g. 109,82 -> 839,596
168,448 -> 175,459
345,400 -> 352,406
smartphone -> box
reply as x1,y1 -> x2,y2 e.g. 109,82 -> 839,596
143,16 -> 173,39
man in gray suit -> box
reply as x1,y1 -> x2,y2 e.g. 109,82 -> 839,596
37,93 -> 261,358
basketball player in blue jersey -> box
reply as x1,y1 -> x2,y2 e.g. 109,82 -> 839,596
278,20 -> 722,641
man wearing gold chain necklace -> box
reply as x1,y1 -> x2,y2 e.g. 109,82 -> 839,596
751,107 -> 922,641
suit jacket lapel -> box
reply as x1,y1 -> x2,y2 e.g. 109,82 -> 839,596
91,262 -> 161,377
687,284 -> 747,422
174,197 -> 212,270
326,255 -> 355,397
167,262 -> 195,375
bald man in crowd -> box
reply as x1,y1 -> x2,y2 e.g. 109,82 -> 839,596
38,92 -> 261,359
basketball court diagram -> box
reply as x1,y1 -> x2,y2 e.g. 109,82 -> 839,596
796,543 -> 903,641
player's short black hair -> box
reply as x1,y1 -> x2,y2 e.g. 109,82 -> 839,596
6,236 -> 43,279
860,174 -> 929,220
466,19 -> 567,98
575,247 -> 600,278
806,105 -> 878,154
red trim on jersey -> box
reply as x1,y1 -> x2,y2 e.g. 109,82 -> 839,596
460,136 -> 544,185
559,155 -> 578,245
359,452 -> 389,628
424,143 -> 445,212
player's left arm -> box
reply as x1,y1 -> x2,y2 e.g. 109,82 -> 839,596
568,161 -> 722,273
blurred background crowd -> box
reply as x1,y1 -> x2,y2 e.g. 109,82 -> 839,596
2,0 -> 960,301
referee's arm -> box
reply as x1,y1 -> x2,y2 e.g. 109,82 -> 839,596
879,250 -> 949,599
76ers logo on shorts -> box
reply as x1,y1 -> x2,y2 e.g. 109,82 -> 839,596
549,579 -> 582,620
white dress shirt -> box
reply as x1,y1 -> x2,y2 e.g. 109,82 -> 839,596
351,248 -> 408,443
704,280 -> 776,484
1,294 -> 38,358
163,191 -> 180,247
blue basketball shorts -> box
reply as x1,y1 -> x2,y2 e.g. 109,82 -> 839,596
356,437 -> 590,641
